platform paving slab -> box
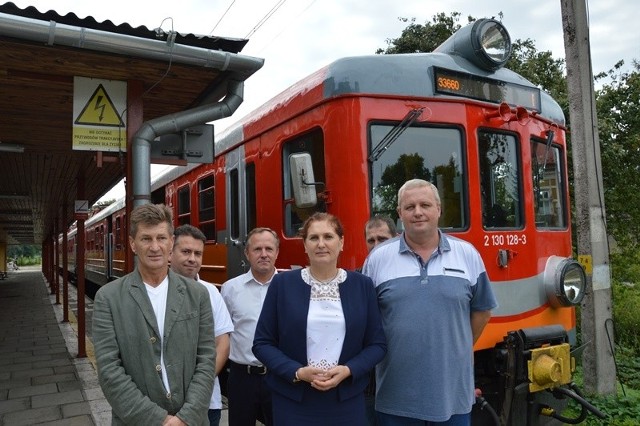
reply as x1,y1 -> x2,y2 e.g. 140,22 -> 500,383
0,268 -> 104,425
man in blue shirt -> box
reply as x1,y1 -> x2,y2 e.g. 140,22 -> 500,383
363,179 -> 497,426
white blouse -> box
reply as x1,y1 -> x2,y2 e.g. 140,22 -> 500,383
302,267 -> 347,370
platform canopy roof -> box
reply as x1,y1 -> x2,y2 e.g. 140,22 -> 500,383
0,2 -> 263,246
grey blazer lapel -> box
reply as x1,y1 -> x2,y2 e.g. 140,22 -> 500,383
163,270 -> 186,340
129,273 -> 161,338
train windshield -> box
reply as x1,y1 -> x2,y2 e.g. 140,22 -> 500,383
479,130 -> 523,229
369,124 -> 465,229
531,139 -> 566,228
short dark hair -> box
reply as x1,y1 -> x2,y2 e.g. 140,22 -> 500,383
174,224 -> 206,243
299,212 -> 344,240
364,215 -> 397,237
129,204 -> 173,238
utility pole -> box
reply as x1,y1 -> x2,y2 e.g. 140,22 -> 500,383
560,0 -> 616,394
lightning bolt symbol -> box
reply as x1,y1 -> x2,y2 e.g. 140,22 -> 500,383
94,95 -> 106,122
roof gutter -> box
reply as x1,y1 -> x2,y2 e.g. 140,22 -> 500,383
0,12 -> 263,76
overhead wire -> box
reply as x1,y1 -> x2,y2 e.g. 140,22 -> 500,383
209,0 -> 236,36
253,0 -> 317,55
144,17 -> 176,98
244,0 -> 287,39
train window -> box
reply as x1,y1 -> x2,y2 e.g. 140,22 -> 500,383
531,139 -> 566,228
151,186 -> 165,205
177,185 -> 190,225
87,229 -> 93,251
198,175 -> 215,241
282,129 -> 326,237
370,125 -> 465,229
246,163 -> 257,233
479,131 -> 523,229
115,216 -> 122,249
230,169 -> 239,239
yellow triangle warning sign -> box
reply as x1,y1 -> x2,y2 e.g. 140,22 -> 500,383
74,84 -> 125,127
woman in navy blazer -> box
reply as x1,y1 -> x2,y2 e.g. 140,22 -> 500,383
253,213 -> 386,425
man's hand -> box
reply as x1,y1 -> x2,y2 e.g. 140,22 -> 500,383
163,415 -> 186,426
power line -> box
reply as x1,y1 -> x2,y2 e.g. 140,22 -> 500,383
244,0 -> 287,39
209,0 -> 236,36
253,0 -> 317,55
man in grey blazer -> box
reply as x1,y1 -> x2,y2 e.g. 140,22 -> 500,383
93,204 -> 216,426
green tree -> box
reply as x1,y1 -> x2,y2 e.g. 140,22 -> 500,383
8,244 -> 41,264
507,39 -> 568,118
375,12 -> 470,54
596,62 -> 640,254
374,153 -> 431,218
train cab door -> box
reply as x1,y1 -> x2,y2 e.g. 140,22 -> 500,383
224,145 -> 249,279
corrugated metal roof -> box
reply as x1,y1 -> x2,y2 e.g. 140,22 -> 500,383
0,1 -> 248,53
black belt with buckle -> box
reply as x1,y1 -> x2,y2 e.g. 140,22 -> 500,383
230,361 -> 267,375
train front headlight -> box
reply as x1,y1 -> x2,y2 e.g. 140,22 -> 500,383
544,256 -> 586,307
434,18 -> 512,71
474,19 -> 511,69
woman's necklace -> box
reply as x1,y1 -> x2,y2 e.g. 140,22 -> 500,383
308,268 -> 340,284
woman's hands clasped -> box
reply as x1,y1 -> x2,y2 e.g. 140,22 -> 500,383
296,365 -> 352,391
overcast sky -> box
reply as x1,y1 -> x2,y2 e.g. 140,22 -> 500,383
9,0 -> 638,199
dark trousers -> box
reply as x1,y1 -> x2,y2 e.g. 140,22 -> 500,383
208,409 -> 221,426
227,362 -> 273,426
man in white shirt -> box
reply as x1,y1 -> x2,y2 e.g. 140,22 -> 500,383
171,224 -> 234,426
221,227 -> 279,426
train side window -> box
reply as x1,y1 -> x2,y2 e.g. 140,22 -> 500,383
282,129 -> 326,237
531,139 -> 566,228
478,130 -> 523,229
229,169 -> 239,239
115,216 -> 122,249
246,163 -> 257,233
369,125 -> 465,229
177,185 -> 190,225
198,175 -> 215,241
87,229 -> 93,251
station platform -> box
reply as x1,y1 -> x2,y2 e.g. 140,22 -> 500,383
0,266 -> 110,425
0,267 -> 235,426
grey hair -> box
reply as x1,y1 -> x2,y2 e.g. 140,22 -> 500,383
397,179 -> 441,207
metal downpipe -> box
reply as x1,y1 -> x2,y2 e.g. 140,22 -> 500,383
131,79 -> 244,208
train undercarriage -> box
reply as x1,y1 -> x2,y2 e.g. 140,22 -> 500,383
473,325 -> 605,425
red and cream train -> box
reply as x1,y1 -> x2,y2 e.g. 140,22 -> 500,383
60,19 -> 603,425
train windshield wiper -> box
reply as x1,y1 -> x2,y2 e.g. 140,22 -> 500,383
368,107 -> 424,163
